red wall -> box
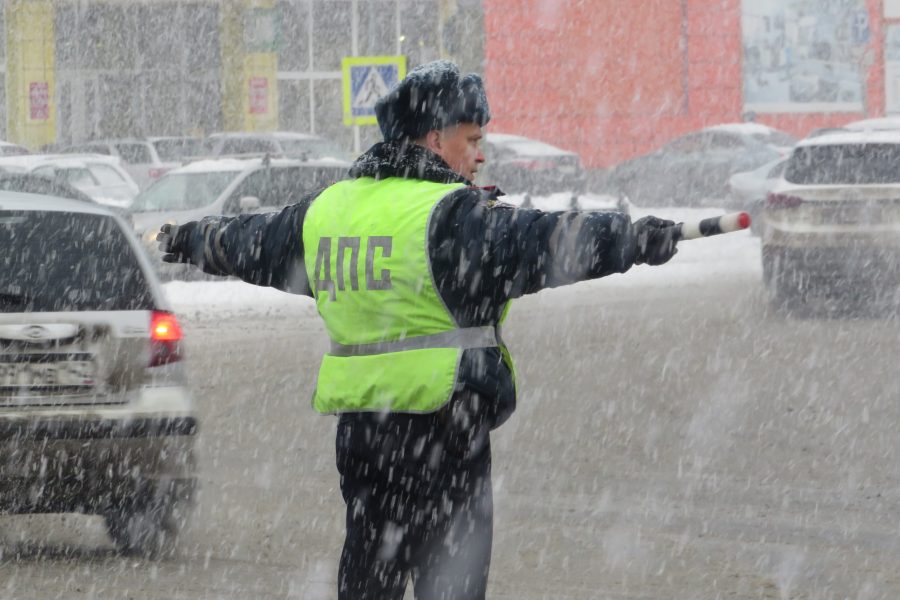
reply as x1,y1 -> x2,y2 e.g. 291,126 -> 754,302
484,0 -> 886,169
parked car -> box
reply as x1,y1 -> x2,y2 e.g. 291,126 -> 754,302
478,133 -> 587,194
0,172 -> 96,204
842,117 -> 900,132
202,132 -> 350,161
130,156 -> 350,276
61,137 -> 201,190
726,157 -> 788,236
0,154 -> 140,209
0,183 -> 197,556
763,130 -> 900,312
0,141 -> 30,156
805,126 -> 847,138
605,123 -> 796,206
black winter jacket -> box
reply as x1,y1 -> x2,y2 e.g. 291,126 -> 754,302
179,141 -> 637,432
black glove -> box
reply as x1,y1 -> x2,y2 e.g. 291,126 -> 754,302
157,222 -> 198,264
632,216 -> 678,266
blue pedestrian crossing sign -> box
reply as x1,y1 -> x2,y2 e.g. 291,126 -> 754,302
342,56 -> 407,126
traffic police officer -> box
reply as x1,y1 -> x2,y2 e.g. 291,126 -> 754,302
157,60 -> 678,599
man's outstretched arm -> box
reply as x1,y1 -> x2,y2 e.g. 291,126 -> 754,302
156,191 -> 317,295
430,189 -> 679,308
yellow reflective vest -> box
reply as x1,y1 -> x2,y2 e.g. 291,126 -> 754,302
303,176 -> 514,413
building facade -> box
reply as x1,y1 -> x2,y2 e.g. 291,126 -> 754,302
483,0 -> 897,168
2,0 -> 484,152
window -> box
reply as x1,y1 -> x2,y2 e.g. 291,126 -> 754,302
60,168 -> 100,188
786,144 -> 900,185
32,166 -> 98,188
31,166 -> 57,179
756,131 -> 797,147
278,137 -> 347,160
130,171 -> 239,212
220,138 -> 279,155
278,0 -> 312,70
278,81 -> 312,133
313,79 -> 352,151
312,0 -> 352,70
707,133 -> 746,150
89,164 -> 128,186
153,139 -> 203,162
68,144 -> 112,156
359,1 -> 396,56
399,0 -> 440,68
0,211 -> 153,312
115,143 -> 153,164
226,166 -> 346,212
0,145 -> 29,156
665,134 -> 705,154
767,161 -> 787,178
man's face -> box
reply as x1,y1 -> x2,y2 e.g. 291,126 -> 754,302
430,123 -> 485,182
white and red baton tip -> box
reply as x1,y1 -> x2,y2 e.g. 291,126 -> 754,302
677,212 -> 752,240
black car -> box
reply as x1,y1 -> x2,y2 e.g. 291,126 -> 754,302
478,133 -> 587,195
605,123 -> 796,206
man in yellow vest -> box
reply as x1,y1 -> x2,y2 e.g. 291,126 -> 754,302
158,60 -> 678,599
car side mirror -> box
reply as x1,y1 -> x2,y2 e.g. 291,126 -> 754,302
239,196 -> 261,212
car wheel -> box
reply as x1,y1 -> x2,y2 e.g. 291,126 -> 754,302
104,478 -> 195,558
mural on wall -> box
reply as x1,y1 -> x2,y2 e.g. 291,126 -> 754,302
742,0 -> 870,112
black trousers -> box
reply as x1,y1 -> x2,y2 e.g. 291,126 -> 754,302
336,407 -> 494,600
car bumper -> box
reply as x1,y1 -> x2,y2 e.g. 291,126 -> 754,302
0,414 -> 197,441
0,385 -> 197,514
763,244 -> 900,294
0,418 -> 197,514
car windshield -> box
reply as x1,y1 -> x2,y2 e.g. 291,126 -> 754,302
755,131 -> 797,147
278,139 -> 346,159
0,145 -> 29,156
130,171 -> 238,212
0,210 -> 153,312
785,144 -> 900,185
153,138 -> 203,161
59,168 -> 99,187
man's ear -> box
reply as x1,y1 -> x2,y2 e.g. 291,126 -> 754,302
421,130 -> 442,154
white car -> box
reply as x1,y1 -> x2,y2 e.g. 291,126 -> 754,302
763,130 -> 900,311
0,141 -> 30,156
61,137 -> 202,190
0,186 -> 197,555
726,157 -> 788,236
842,117 -> 900,132
0,154 -> 140,209
202,131 -> 350,161
130,156 -> 349,275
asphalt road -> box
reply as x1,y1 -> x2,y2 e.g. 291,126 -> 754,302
3,266 -> 900,599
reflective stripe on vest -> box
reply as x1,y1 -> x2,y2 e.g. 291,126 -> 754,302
330,325 -> 499,356
303,176 -> 514,414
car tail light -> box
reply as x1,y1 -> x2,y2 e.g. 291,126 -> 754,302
149,310 -> 183,367
148,167 -> 171,179
766,192 -> 804,209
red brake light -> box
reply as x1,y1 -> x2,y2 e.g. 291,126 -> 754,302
151,311 -> 182,341
766,192 -> 804,208
150,310 -> 183,366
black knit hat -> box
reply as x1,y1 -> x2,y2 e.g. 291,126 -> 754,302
375,60 -> 491,142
